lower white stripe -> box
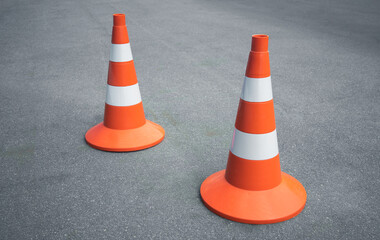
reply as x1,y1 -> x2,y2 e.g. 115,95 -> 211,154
241,76 -> 273,102
230,128 -> 279,160
110,43 -> 133,62
106,84 -> 142,107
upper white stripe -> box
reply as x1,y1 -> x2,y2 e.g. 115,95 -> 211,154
230,128 -> 279,160
110,43 -> 133,62
241,76 -> 273,102
106,84 -> 142,107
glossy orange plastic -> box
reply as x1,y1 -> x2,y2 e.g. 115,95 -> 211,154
112,14 -> 129,44
103,103 -> 146,130
225,152 -> 281,190
107,61 -> 138,86
245,35 -> 271,78
235,99 -> 276,134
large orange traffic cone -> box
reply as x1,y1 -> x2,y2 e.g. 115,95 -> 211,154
85,14 -> 165,152
200,35 -> 306,224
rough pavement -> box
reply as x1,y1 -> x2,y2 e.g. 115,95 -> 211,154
0,0 -> 379,239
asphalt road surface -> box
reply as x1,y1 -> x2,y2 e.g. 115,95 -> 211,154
1,0 -> 379,239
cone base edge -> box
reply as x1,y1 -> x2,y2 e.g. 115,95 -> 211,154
85,120 -> 165,152
200,170 -> 307,224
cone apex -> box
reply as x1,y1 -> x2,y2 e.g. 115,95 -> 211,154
251,35 -> 269,52
113,14 -> 126,26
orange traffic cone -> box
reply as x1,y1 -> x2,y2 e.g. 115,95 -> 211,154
200,35 -> 306,224
85,14 -> 165,152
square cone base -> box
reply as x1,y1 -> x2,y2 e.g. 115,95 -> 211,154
85,120 -> 165,152
200,170 -> 307,224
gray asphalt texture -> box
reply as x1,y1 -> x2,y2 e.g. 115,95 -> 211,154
1,0 -> 379,239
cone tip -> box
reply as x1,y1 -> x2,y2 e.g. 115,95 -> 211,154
251,34 -> 269,52
113,13 -> 126,26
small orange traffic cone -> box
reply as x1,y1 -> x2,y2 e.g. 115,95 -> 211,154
85,14 -> 165,152
200,35 -> 306,224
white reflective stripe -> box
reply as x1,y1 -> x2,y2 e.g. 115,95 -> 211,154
106,84 -> 142,106
230,128 -> 279,160
110,43 -> 133,62
241,76 -> 273,102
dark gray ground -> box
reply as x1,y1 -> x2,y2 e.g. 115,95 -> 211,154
1,0 -> 379,239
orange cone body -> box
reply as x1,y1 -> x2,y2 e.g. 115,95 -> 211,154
200,35 -> 306,224
85,14 -> 165,152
